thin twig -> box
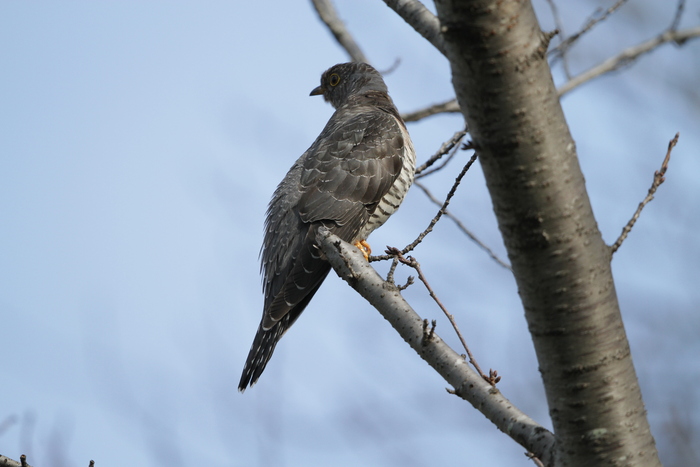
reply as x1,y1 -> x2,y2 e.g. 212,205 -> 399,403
387,248 -> 492,383
544,0 -> 571,78
382,0 -> 446,56
544,0 -> 566,42
526,452 -> 546,467
414,181 -> 512,271
310,0 -> 369,63
611,132 -> 679,254
317,228 -> 556,462
379,58 -> 402,75
669,0 -> 686,32
558,26 -> 700,96
402,153 -> 478,254
398,275 -> 414,291
401,99 -> 461,122
417,146 -> 459,179
416,129 -> 467,177
370,152 -> 479,262
385,256 -> 400,284
385,253 -> 414,290
392,6 -> 699,119
549,0 -> 629,64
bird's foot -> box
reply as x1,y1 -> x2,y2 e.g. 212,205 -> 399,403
354,239 -> 371,261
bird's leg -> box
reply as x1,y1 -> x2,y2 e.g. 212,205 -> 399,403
354,239 -> 371,261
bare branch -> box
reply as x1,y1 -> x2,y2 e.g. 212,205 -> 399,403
549,0 -> 628,65
401,154 -> 477,254
310,0 -> 369,63
382,0 -> 447,56
670,0 -> 686,32
316,227 -> 555,463
611,132 -> 679,254
401,99 -> 461,122
416,148 -> 459,179
415,128 -> 466,176
414,181 -> 512,271
387,247 -> 491,382
558,26 -> 700,96
378,57 -> 402,75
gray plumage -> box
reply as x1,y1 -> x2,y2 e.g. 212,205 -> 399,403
238,62 -> 415,392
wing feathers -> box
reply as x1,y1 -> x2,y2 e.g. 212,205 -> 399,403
240,95 -> 412,391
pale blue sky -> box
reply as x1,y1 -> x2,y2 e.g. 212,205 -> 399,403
1,1 -> 699,466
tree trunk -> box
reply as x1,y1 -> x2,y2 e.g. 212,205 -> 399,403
432,0 -> 661,465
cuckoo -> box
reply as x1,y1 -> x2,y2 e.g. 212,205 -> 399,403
239,62 -> 415,391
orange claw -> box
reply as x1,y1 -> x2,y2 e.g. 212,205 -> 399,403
354,239 -> 371,260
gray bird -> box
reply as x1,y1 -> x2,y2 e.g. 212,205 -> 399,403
238,62 -> 415,392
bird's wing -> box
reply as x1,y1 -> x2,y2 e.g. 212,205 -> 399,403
297,109 -> 405,239
240,105 -> 408,391
260,109 -> 405,328
259,163 -> 327,328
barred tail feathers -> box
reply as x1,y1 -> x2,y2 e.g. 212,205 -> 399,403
238,314 -> 292,392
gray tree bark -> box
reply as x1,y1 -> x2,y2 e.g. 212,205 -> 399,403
428,0 -> 661,465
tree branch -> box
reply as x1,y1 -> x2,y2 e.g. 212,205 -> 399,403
415,128 -> 465,177
403,26 -> 700,119
548,0 -> 629,65
370,152 -> 478,262
386,247 -> 491,382
396,13 -> 700,121
310,0 -> 369,63
558,26 -> 700,96
611,132 -> 679,254
382,0 -> 447,56
669,0 -> 686,32
316,227 -> 555,464
401,99 -> 461,122
414,181 -> 512,271
0,455 -> 32,467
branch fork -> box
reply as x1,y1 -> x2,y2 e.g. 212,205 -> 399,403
316,227 -> 555,464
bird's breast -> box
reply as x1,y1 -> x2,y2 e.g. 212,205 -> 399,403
356,124 -> 416,241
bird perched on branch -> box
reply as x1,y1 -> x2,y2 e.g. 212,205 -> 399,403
238,62 -> 415,392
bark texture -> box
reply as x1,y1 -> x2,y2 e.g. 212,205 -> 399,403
431,1 -> 661,465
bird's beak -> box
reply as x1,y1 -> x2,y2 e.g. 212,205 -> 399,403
310,85 -> 324,97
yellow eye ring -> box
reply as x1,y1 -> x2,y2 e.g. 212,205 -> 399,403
329,73 -> 341,86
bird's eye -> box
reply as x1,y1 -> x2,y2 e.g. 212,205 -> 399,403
329,73 -> 341,86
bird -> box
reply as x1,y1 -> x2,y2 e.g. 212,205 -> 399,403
238,62 -> 416,392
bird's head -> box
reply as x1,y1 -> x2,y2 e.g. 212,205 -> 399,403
310,62 -> 388,109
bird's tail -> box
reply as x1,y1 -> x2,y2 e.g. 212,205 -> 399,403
238,314 -> 292,392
